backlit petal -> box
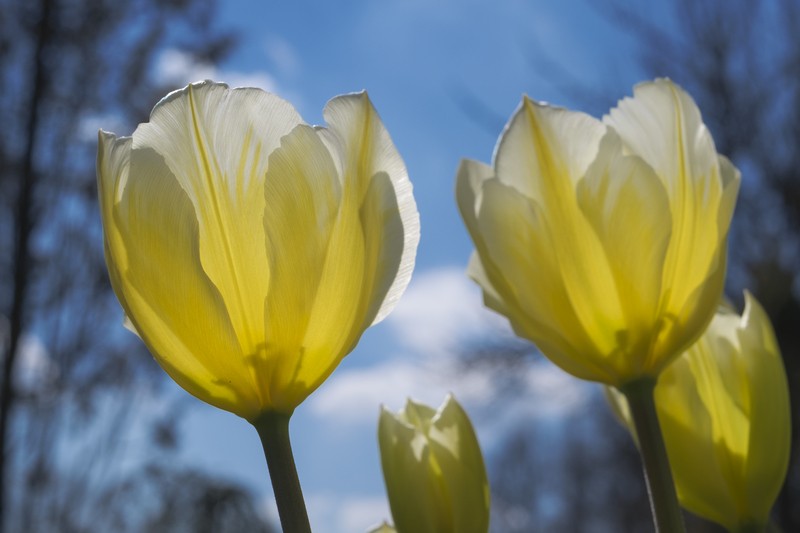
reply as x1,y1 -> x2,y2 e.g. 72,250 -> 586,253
428,396 -> 490,533
456,159 -> 518,319
321,92 -> 420,326
655,355 -> 738,529
577,131 -> 672,376
604,79 -> 736,323
477,179 -> 612,382
492,100 -> 627,377
133,81 -> 303,358
739,293 -> 790,523
494,97 -> 605,200
260,125 -> 341,411
99,132 -> 260,417
379,407 -> 443,533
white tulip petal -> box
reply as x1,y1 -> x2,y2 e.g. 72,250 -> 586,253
321,92 -> 420,326
477,179 -> 613,382
260,124 -> 341,410
578,131 -> 672,375
494,97 -> 606,201
100,133 -> 261,416
132,81 -> 304,354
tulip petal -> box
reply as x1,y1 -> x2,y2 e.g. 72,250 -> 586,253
97,132 -> 133,313
717,155 -> 741,237
476,178 -> 614,382
494,97 -> 606,200
259,124 -> 341,411
739,293 -> 790,523
276,94 -> 416,403
577,131 -> 672,376
133,81 -> 304,359
379,407 -> 443,533
320,92 -> 420,326
428,396 -> 490,533
604,79 -> 736,320
493,99 -> 628,369
98,132 -> 261,417
655,357 -> 739,529
456,159 -> 518,319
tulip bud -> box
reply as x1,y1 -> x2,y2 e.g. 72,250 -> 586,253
367,521 -> 396,533
609,292 -> 790,531
457,78 -> 740,386
378,395 -> 490,533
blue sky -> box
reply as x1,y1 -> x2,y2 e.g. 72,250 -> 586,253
143,1 -> 675,531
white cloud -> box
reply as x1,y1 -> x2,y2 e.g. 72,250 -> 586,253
264,35 -> 301,76
385,266 -> 509,357
302,492 -> 390,533
309,358 -> 494,425
155,48 -> 279,93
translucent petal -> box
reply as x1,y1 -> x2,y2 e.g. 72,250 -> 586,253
428,396 -> 490,533
259,125 -> 341,411
476,179 -> 613,382
132,81 -> 303,357
494,97 -> 606,200
577,131 -> 672,377
320,92 -> 420,326
493,99 -> 626,366
98,132 -> 261,418
456,159 -> 520,320
739,293 -> 790,524
604,79 -> 737,324
378,407 -> 443,533
655,356 -> 739,530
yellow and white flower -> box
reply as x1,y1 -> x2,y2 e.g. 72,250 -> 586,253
457,79 -> 740,386
610,293 -> 790,531
97,81 -> 419,419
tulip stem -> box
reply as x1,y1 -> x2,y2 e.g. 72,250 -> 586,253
252,411 -> 311,533
620,377 -> 686,533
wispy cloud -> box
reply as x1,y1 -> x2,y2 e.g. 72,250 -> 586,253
307,493 -> 390,533
155,48 -> 279,93
264,35 -> 302,77
386,266 -> 509,357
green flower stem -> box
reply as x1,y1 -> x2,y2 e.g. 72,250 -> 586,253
620,377 -> 686,533
252,411 -> 311,533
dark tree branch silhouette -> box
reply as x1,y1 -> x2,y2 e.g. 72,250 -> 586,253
0,1 -> 274,530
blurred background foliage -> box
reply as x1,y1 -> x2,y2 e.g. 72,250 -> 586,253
0,0 -> 797,531
0,0 -> 272,530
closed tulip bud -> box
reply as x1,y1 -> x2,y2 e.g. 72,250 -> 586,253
378,395 -> 490,533
609,292 -> 790,532
97,81 -> 419,419
457,78 -> 740,386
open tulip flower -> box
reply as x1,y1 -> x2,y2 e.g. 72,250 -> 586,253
457,78 -> 740,387
610,293 -> 790,532
97,81 -> 419,420
378,395 -> 490,533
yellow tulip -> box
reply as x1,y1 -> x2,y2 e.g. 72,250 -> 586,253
457,78 -> 740,386
652,293 -> 789,531
97,81 -> 419,420
608,293 -> 790,531
378,395 -> 490,533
